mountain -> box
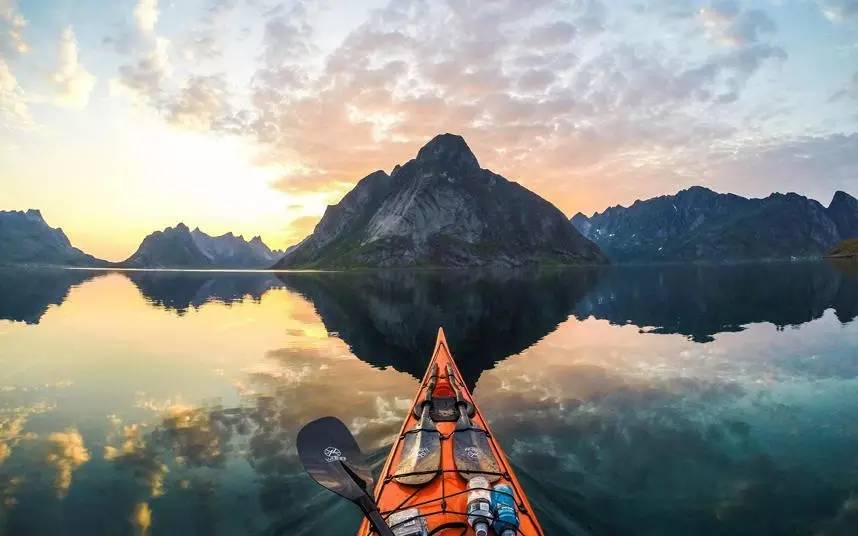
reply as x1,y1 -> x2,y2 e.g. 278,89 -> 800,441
827,190 -> 858,239
571,187 -> 858,262
273,134 -> 606,268
0,209 -> 106,266
120,223 -> 283,269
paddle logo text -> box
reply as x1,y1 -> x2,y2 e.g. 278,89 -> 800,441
323,446 -> 347,463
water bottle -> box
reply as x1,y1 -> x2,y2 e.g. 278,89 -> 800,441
492,483 -> 519,536
466,476 -> 492,536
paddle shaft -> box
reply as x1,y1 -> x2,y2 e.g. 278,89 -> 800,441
446,365 -> 474,428
357,495 -> 395,536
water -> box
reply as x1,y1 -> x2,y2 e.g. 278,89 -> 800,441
0,263 -> 857,535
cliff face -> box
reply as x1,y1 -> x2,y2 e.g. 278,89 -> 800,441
274,134 -> 606,268
571,187 -> 857,262
0,209 -> 105,266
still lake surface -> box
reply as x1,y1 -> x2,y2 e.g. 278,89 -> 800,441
0,263 -> 857,535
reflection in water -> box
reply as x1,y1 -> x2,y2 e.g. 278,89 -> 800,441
0,268 -> 98,324
126,271 -> 285,314
0,264 -> 856,534
44,428 -> 90,498
573,262 -> 858,342
2,262 -> 856,352
278,269 -> 602,386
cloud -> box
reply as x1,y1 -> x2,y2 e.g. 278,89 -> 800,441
525,21 -> 577,47
117,37 -> 170,101
0,56 -> 29,127
818,0 -> 858,22
165,74 -> 231,129
0,0 -> 28,54
100,0 -> 846,219
134,0 -> 159,34
699,2 -> 777,46
830,71 -> 858,103
52,26 -> 96,109
44,428 -> 90,498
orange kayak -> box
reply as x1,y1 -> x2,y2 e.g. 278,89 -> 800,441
358,328 -> 544,535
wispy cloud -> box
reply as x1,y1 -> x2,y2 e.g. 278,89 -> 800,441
134,0 -> 159,35
0,0 -> 28,54
52,26 -> 96,109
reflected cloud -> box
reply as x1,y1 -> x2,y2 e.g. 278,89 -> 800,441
0,402 -> 50,465
131,501 -> 152,535
104,422 -> 168,497
44,428 -> 90,498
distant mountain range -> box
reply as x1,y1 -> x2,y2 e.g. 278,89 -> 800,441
0,212 -> 283,269
4,135 -> 857,268
571,187 -> 858,262
273,133 -> 606,268
119,223 -> 283,269
0,209 -> 106,266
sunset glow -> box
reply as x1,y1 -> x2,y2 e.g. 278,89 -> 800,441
2,0 -> 857,260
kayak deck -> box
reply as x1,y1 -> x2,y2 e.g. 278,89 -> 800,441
358,328 -> 544,535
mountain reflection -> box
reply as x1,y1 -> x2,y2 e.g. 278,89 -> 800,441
572,262 -> 858,342
1,263 -> 856,355
278,269 -> 603,387
0,268 -> 103,324
125,271 -> 285,314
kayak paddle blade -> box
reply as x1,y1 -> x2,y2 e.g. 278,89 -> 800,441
393,407 -> 441,485
297,416 -> 374,501
452,424 -> 501,483
446,366 -> 501,483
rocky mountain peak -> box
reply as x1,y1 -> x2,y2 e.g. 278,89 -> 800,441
414,133 -> 479,172
827,190 -> 858,239
273,133 -> 606,268
830,190 -> 857,207
24,209 -> 45,222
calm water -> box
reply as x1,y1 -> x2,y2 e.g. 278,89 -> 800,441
0,263 -> 857,535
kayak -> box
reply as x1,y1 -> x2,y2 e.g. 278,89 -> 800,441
357,328 -> 544,535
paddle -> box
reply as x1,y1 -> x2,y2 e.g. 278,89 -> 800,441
394,364 -> 442,485
297,416 -> 395,536
446,365 -> 501,483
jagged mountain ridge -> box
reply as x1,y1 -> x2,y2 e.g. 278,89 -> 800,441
0,209 -> 106,266
571,187 -> 858,262
120,223 -> 283,269
274,134 -> 606,268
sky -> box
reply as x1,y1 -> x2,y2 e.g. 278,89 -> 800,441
1,0 -> 857,261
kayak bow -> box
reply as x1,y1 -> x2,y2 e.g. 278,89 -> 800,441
358,328 -> 544,536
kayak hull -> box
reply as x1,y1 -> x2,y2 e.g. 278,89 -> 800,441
357,328 -> 544,536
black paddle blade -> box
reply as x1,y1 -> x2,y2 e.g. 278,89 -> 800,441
453,426 -> 501,483
394,408 -> 441,485
297,416 -> 374,501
